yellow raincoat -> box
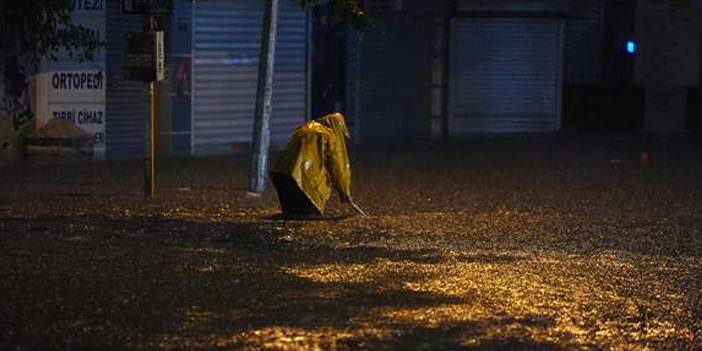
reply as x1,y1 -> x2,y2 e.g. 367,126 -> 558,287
271,112 -> 352,214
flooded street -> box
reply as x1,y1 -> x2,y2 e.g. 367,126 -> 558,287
2,134 -> 701,350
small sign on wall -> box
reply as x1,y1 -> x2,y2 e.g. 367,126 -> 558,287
49,71 -> 105,101
48,104 -> 106,145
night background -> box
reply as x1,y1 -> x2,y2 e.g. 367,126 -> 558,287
1,0 -> 701,350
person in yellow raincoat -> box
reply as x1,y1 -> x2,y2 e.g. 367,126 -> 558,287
271,112 -> 362,217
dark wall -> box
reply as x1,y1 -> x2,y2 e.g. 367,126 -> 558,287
687,88 -> 702,131
562,84 -> 644,130
357,13 -> 433,140
562,0 -> 653,131
564,86 -> 702,131
602,0 -> 636,84
311,5 -> 348,119
168,0 -> 192,155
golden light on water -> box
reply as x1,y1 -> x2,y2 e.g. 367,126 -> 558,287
265,250 -> 700,350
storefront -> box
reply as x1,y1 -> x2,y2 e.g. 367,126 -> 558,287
106,0 -> 310,158
449,16 -> 564,134
190,0 -> 308,155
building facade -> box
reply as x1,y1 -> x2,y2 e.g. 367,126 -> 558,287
3,0 -> 700,163
8,0 -> 310,161
104,0 -> 310,159
345,0 -> 701,137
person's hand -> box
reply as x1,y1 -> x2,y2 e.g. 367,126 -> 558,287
340,194 -> 350,204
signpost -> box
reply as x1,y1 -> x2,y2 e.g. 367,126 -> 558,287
122,0 -> 170,197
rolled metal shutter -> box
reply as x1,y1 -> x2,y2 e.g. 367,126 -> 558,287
449,18 -> 563,134
192,0 -> 306,155
105,0 -> 148,159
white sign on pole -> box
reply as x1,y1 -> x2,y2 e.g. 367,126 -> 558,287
155,31 -> 165,82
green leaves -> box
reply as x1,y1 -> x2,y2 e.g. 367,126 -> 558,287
0,0 -> 104,66
297,0 -> 371,33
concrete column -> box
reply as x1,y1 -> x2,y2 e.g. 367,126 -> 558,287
635,0 -> 700,132
429,16 -> 448,140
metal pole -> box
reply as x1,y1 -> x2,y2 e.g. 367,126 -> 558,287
190,0 -> 197,156
249,0 -> 279,195
144,16 -> 157,198
150,80 -> 156,197
145,80 -> 156,198
144,81 -> 150,196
